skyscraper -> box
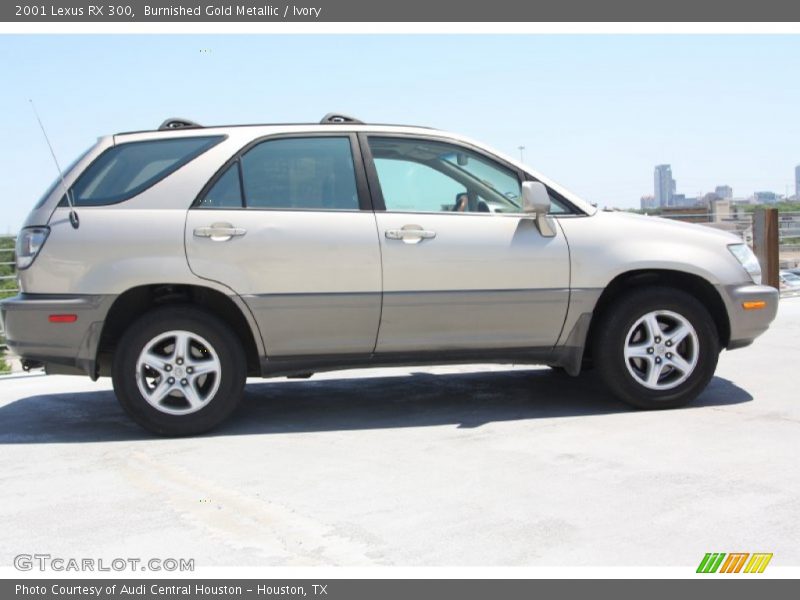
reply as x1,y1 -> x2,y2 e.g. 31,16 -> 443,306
795,165 -> 800,199
654,164 -> 675,207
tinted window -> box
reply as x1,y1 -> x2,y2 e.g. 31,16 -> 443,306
369,137 -> 521,214
200,162 -> 243,208
368,137 -> 570,214
240,137 -> 359,210
441,152 -> 521,203
64,136 -> 223,206
374,159 -> 465,212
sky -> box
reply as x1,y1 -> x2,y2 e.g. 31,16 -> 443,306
0,34 -> 798,232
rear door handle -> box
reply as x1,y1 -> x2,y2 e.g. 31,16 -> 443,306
193,223 -> 247,242
385,225 -> 437,244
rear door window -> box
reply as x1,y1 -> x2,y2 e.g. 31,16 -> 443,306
196,136 -> 360,211
240,137 -> 359,210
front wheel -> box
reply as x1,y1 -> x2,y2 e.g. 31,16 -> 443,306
112,306 -> 246,436
593,287 -> 720,409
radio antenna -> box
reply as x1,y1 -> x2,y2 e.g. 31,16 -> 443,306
29,99 -> 79,229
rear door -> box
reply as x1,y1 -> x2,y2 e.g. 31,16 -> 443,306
362,135 -> 570,353
185,133 -> 381,357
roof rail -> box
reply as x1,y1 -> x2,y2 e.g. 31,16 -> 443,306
158,118 -> 203,131
320,113 -> 363,125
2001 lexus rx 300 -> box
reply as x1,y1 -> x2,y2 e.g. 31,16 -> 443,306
0,114 -> 778,435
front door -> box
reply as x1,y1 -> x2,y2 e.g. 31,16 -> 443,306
363,135 -> 570,353
185,134 -> 381,357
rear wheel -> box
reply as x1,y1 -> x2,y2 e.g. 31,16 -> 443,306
112,306 -> 246,435
593,287 -> 719,409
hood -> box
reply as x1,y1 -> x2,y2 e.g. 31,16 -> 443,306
596,210 -> 744,244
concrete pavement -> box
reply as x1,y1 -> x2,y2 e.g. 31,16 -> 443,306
1,299 -> 798,567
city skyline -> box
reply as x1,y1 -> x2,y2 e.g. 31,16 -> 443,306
643,162 -> 799,211
1,34 -> 799,231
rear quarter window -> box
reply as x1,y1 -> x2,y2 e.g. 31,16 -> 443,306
34,147 -> 91,209
61,136 -> 224,206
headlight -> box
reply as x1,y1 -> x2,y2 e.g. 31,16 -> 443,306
728,243 -> 762,285
16,226 -> 50,270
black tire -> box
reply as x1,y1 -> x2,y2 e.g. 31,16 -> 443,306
592,286 -> 719,409
112,306 -> 246,436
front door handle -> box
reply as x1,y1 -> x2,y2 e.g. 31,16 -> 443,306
385,225 -> 437,244
193,223 -> 247,242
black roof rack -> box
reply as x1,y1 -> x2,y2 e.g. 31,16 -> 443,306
320,112 -> 363,125
158,117 -> 203,131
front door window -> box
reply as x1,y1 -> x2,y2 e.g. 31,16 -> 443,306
368,137 -> 522,214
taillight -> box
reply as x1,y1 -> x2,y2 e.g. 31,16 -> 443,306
16,226 -> 50,270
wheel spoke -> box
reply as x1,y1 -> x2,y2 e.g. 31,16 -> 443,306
175,332 -> 192,363
644,314 -> 662,342
668,324 -> 692,347
625,343 -> 652,360
189,361 -> 217,377
646,361 -> 665,387
148,378 -> 174,405
668,353 -> 693,375
142,351 -> 167,374
181,382 -> 204,410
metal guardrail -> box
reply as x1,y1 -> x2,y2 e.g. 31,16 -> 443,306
0,237 -> 15,284
656,211 -> 800,252
0,235 -> 17,352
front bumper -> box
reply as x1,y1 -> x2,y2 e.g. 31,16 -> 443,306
719,283 -> 780,350
0,294 -> 115,378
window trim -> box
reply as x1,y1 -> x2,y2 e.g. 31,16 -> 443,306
59,135 -> 226,207
196,159 -> 246,209
192,132 -> 373,212
358,132 -> 580,216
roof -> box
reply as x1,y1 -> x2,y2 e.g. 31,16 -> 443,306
115,113 -> 436,136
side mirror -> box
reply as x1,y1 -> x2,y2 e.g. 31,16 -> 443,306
521,181 -> 556,237
521,181 -> 550,214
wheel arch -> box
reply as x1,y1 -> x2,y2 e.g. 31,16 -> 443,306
96,284 -> 262,377
582,269 -> 730,366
